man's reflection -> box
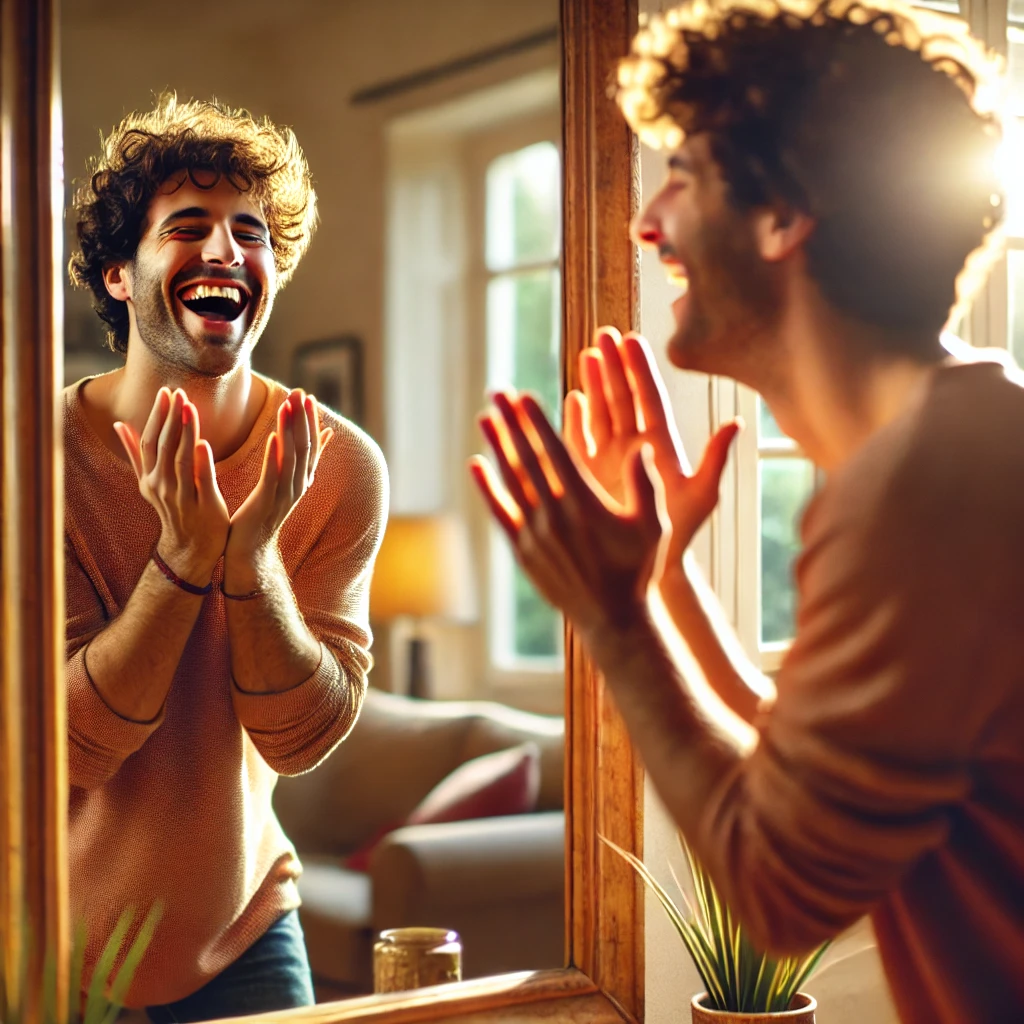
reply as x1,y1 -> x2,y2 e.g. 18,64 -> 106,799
64,93 -> 387,1021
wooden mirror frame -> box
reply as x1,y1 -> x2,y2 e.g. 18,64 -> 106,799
0,0 -> 643,1020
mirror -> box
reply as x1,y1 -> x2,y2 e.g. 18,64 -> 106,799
0,0 -> 642,1022
59,0 -> 568,1013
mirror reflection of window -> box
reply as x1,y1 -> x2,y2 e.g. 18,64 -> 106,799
484,140 -> 563,669
384,71 -> 563,707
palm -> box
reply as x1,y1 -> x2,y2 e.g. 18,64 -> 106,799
564,329 -> 738,566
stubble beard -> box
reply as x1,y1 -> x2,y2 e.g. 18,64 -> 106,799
666,230 -> 783,381
129,259 -> 267,379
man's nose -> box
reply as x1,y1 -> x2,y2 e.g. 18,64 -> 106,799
630,202 -> 662,251
202,225 -> 244,267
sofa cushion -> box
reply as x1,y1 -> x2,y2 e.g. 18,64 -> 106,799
344,743 -> 541,871
274,688 -> 563,856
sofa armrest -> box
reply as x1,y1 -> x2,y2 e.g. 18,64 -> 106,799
370,812 -> 564,928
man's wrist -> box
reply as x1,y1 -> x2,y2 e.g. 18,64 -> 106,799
155,543 -> 217,589
222,541 -> 280,593
578,599 -> 658,677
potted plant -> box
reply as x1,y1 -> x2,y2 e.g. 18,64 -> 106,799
1,902 -> 161,1024
602,835 -> 827,1023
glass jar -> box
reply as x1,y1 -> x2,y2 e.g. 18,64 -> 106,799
372,927 -> 462,994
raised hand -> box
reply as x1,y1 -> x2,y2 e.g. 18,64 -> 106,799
114,387 -> 230,586
564,326 -> 740,570
470,391 -> 667,641
225,389 -> 333,571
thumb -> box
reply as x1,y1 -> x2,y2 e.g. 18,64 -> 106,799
626,441 -> 666,532
194,439 -> 222,505
695,418 -> 742,492
113,421 -> 143,480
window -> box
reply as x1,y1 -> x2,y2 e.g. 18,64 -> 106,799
482,140 -> 564,671
732,387 -> 820,671
383,76 -> 563,698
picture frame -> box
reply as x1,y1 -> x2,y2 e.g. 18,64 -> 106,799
291,335 -> 365,425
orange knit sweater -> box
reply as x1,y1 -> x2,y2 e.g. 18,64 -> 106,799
64,374 -> 388,1008
694,361 -> 1024,1023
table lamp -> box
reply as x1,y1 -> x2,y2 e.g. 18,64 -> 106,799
369,514 -> 478,698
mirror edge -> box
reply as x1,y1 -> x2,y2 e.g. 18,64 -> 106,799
1,0 -> 70,1019
0,0 -> 643,1018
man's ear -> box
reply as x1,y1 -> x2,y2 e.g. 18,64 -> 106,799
752,205 -> 815,263
102,262 -> 132,302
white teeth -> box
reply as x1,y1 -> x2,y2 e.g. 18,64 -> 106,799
180,284 -> 243,303
667,273 -> 689,294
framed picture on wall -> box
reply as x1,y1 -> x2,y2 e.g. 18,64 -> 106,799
290,335 -> 364,425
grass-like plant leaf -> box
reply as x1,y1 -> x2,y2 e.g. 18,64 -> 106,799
601,831 -> 829,1014
1,903 -> 160,1024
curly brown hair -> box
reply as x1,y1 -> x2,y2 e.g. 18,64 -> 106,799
69,93 -> 318,354
617,0 -> 1005,346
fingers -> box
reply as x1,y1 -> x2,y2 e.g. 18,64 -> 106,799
289,390 -> 311,492
277,398 -> 297,501
194,439 -> 220,506
175,402 -> 197,503
595,328 -> 639,436
579,349 -> 613,446
478,411 -> 533,514
490,393 -> 561,507
155,390 -> 185,491
518,394 -> 596,514
139,387 -> 171,475
621,332 -> 684,454
468,455 -> 521,539
563,390 -> 591,462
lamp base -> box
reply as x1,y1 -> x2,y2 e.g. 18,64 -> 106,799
407,635 -> 431,699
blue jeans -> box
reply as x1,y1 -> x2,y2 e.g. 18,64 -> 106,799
146,910 -> 315,1023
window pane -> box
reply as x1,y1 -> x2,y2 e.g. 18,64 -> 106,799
486,268 -> 562,424
485,142 -> 560,271
757,396 -> 786,442
1009,250 -> 1024,365
486,267 -> 562,665
760,458 -> 816,645
513,559 -> 561,658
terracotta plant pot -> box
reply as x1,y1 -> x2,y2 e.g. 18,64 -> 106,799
691,992 -> 816,1024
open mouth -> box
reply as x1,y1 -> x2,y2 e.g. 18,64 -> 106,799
176,282 -> 251,322
663,261 -> 690,297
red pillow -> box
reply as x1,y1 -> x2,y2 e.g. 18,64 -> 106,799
343,742 -> 541,872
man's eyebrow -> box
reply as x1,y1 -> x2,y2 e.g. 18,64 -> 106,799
234,213 -> 269,234
157,207 -> 269,234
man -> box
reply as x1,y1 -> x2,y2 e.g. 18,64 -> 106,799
472,1 -> 1024,1021
65,94 -> 387,1020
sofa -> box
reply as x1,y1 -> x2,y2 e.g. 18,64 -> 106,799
272,687 -> 566,997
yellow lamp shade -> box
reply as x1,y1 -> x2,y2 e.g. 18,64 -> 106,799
369,514 -> 478,624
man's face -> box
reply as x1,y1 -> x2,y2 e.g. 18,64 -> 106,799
631,134 -> 783,376
118,173 -> 277,377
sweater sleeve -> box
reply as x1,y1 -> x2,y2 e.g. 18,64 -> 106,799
685,474 -> 993,955
231,427 -> 389,776
65,539 -> 164,790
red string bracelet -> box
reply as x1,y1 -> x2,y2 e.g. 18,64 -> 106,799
220,582 -> 262,601
151,549 -> 213,597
